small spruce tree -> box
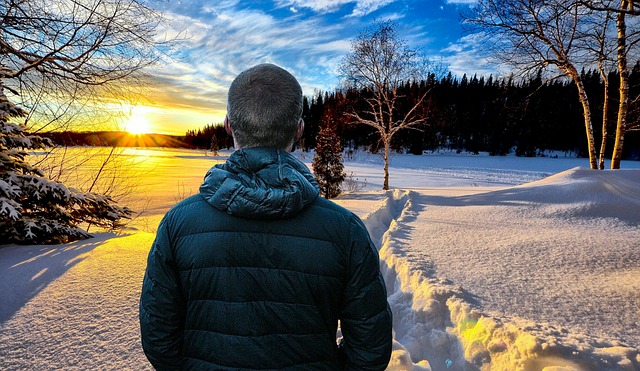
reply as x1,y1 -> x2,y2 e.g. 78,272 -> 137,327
0,81 -> 132,244
312,123 -> 346,199
210,133 -> 219,156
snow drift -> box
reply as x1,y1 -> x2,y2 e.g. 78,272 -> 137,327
359,168 -> 640,370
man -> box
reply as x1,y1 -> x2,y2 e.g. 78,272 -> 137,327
139,63 -> 392,370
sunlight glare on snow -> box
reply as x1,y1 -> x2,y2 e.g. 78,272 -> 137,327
10,249 -> 56,268
30,268 -> 48,281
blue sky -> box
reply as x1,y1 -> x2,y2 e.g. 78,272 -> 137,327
129,0 -> 491,135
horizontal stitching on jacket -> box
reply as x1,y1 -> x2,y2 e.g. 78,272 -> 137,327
183,329 -> 327,337
172,193 -> 351,223
188,299 -> 317,307
167,195 -> 203,213
313,201 -> 351,214
178,265 -> 343,280
175,229 -> 339,244
341,305 -> 388,322
184,355 -> 332,370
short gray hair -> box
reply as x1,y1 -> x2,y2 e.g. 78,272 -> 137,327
227,63 -> 303,149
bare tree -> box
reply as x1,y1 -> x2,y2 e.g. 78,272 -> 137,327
580,0 -> 640,168
340,21 -> 430,190
598,30 -> 614,169
0,0 -> 172,241
0,0 -> 170,132
581,5 -> 617,169
465,0 -> 601,169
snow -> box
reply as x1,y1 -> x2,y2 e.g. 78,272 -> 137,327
0,179 -> 20,197
0,197 -> 20,220
0,233 -> 153,369
1,147 -> 640,370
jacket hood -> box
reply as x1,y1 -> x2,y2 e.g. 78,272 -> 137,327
199,147 -> 320,219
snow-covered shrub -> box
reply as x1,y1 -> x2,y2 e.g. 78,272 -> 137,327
0,82 -> 131,244
343,171 -> 367,193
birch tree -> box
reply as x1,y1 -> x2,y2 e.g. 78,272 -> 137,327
580,0 -> 640,168
581,5 -> 617,169
466,0 -> 601,169
340,21 -> 430,190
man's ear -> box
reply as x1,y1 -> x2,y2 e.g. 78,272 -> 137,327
224,115 -> 233,136
295,118 -> 304,141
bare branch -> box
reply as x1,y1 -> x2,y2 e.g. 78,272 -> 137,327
339,21 -> 435,189
464,0 -> 601,169
1,0 -> 177,132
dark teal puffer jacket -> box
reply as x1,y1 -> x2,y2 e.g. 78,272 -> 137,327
140,147 -> 392,370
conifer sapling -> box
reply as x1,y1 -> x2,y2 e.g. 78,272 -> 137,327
312,124 -> 346,199
0,81 -> 132,244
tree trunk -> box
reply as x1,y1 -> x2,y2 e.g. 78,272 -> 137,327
567,67 -> 598,169
611,1 -> 629,169
383,139 -> 390,190
599,75 -> 609,170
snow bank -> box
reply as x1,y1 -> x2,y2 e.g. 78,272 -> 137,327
515,167 -> 640,224
358,171 -> 640,371
361,190 -> 473,371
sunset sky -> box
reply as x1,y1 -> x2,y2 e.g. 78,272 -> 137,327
127,0 -> 491,135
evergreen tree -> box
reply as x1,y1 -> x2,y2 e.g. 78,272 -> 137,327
210,133 -> 219,156
0,83 -> 132,244
312,124 -> 346,199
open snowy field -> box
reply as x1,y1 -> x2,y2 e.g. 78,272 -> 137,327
1,147 -> 639,370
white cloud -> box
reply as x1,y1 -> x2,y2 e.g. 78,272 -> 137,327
276,0 -> 351,13
311,39 -> 353,54
350,0 -> 396,17
374,11 -> 405,21
201,0 -> 240,14
276,0 -> 397,16
445,0 -> 477,4
276,0 -> 353,13
145,4 -> 359,119
440,33 -> 503,77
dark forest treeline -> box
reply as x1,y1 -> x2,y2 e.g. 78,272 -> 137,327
297,67 -> 640,160
42,131 -> 188,148
184,125 -> 234,150
43,126 -> 234,151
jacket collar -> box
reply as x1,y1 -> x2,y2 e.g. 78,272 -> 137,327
199,147 -> 320,219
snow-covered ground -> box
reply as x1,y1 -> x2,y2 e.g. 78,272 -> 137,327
1,148 -> 639,370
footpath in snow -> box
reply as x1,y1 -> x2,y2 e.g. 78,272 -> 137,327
341,168 -> 640,371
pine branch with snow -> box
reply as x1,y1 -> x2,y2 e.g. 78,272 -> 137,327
0,81 -> 132,245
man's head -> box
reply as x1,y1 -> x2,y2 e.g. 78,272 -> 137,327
226,63 -> 304,150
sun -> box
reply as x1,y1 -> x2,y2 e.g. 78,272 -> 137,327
123,107 -> 153,135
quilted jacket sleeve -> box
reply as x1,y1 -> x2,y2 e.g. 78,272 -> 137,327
340,215 -> 393,370
139,217 -> 185,370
